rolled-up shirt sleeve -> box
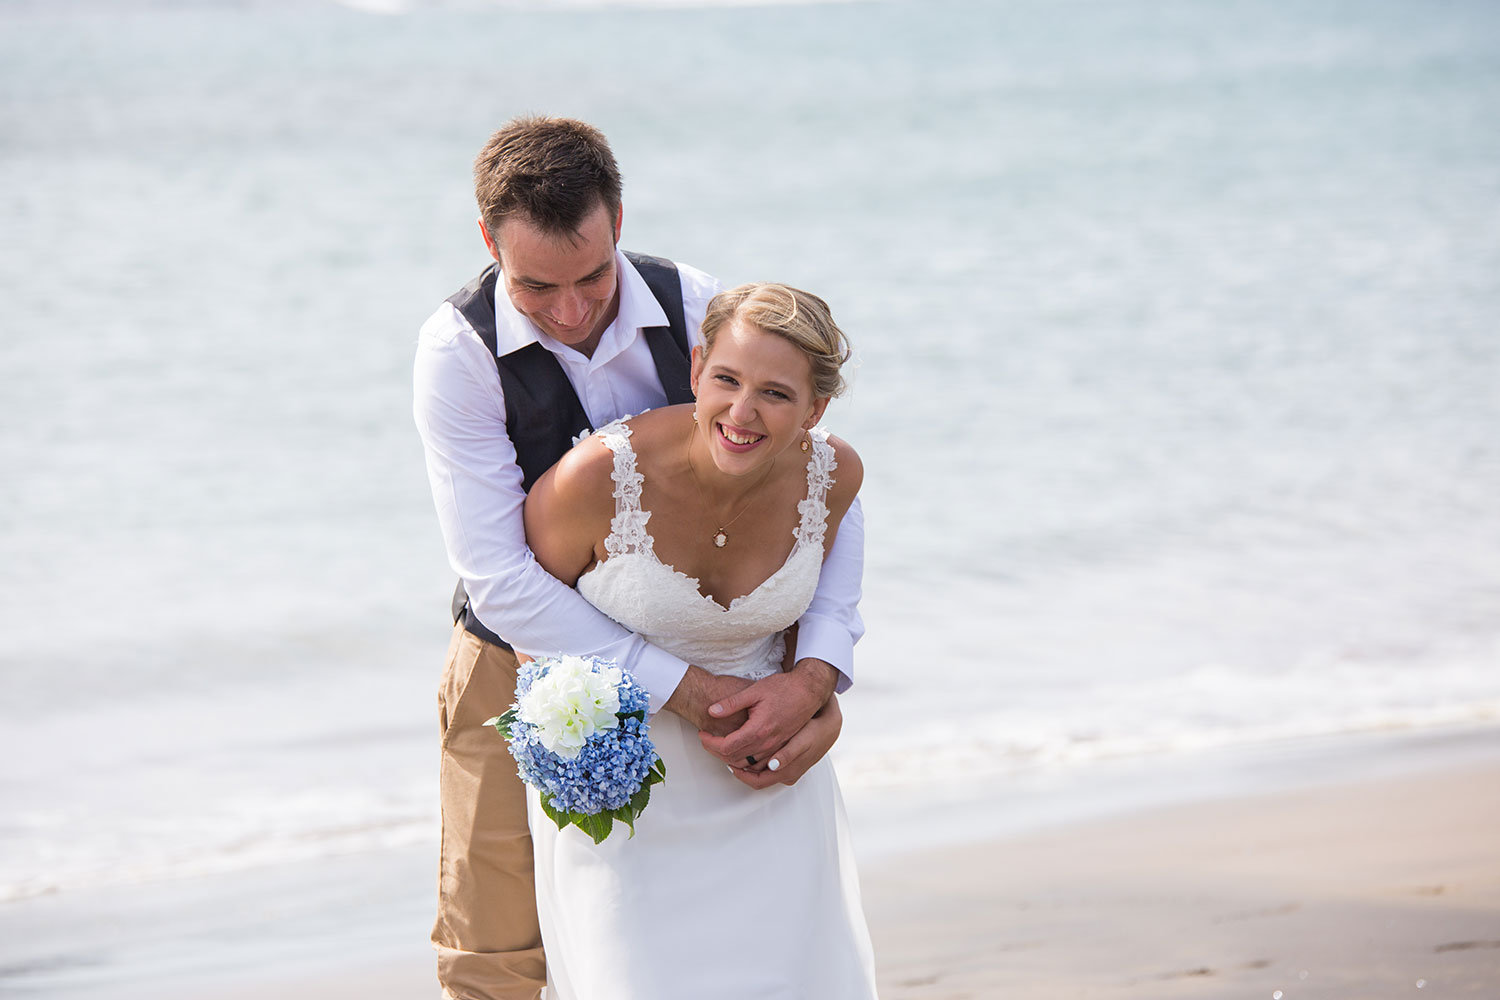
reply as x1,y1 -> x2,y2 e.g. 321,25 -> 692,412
794,496 -> 865,692
412,304 -> 690,711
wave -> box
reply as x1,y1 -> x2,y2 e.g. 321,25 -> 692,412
7,701 -> 1497,905
0,813 -> 436,905
838,701 -> 1500,793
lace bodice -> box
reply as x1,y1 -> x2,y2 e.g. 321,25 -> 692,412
577,419 -> 837,680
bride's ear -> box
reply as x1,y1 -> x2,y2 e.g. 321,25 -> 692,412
804,395 -> 830,429
689,345 -> 704,396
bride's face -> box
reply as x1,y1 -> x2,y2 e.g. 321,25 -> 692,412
690,319 -> 829,476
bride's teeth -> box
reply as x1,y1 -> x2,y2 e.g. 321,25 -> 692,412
719,425 -> 762,446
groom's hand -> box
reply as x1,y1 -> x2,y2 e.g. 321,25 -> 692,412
663,666 -> 752,737
696,658 -> 838,768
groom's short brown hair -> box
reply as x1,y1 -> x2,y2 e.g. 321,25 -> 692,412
473,116 -> 623,241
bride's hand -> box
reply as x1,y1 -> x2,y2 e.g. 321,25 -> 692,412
723,694 -> 841,790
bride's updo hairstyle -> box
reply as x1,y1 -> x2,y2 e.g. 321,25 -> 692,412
699,283 -> 851,399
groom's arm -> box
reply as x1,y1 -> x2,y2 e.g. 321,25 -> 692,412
792,497 -> 865,690
414,303 -> 712,714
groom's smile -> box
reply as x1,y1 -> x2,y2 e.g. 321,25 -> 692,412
486,199 -> 623,359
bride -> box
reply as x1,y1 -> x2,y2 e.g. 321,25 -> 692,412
521,282 -> 878,998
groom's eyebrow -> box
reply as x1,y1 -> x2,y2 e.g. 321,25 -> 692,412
514,261 -> 612,289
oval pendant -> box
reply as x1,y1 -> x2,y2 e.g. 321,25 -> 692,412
713,531 -> 728,548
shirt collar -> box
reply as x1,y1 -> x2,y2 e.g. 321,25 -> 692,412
489,249 -> 670,366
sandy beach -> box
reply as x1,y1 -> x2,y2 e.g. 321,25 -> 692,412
864,755 -> 1500,998
13,726 -> 1488,1000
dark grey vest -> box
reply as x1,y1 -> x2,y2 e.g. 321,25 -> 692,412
447,251 -> 697,649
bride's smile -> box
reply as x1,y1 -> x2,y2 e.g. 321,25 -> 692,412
716,422 -> 765,449
689,317 -> 829,477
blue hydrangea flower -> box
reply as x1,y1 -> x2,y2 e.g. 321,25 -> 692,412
488,655 -> 665,843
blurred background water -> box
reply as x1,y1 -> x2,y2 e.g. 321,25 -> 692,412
2,0 -> 1498,908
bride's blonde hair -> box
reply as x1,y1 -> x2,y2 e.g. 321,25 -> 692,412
699,283 -> 851,399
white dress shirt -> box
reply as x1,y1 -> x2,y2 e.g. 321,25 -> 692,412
413,250 -> 864,712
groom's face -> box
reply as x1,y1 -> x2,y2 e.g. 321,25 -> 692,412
488,200 -> 623,359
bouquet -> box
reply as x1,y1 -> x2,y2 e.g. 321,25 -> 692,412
485,654 -> 666,844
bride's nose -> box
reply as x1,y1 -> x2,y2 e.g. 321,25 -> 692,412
727,391 -> 758,425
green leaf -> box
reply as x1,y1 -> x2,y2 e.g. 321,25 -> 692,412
613,806 -> 638,839
629,780 -> 653,816
620,709 -> 646,724
484,707 -> 520,737
539,796 -> 566,827
578,811 -> 614,845
650,756 -> 667,782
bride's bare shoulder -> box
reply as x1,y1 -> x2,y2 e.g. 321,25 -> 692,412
624,404 -> 694,441
823,433 -> 863,518
523,431 -> 620,582
618,405 -> 694,466
535,406 -> 691,503
532,432 -> 616,512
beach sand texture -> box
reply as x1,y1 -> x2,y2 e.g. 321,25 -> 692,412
867,761 -> 1500,999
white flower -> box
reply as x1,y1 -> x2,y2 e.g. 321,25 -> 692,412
517,655 -> 622,759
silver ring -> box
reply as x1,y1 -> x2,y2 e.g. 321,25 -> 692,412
768,758 -> 781,772
745,755 -> 757,766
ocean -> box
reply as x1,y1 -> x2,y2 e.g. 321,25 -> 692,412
3,0 -> 1498,922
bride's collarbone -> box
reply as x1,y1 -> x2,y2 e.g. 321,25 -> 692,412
628,441 -> 810,603
645,506 -> 801,606
640,467 -> 804,540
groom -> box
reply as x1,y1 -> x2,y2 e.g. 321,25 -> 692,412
412,116 -> 865,1000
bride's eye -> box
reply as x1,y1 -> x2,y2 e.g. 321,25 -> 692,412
714,374 -> 739,387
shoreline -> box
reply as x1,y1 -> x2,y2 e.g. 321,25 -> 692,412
4,723 -> 1497,998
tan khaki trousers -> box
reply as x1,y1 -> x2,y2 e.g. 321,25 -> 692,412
432,624 -> 546,1000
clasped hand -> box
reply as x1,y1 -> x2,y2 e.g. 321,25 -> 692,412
669,659 -> 841,790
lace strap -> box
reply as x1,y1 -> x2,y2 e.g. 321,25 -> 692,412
593,418 -> 653,558
795,427 -> 837,550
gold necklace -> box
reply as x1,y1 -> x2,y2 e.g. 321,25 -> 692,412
685,425 -> 776,549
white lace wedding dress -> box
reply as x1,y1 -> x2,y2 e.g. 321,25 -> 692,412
527,418 -> 878,1000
